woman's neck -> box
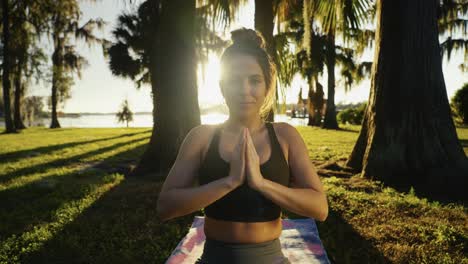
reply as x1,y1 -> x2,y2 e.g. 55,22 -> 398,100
223,115 -> 265,135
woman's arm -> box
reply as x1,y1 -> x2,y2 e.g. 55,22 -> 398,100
258,123 -> 329,221
156,125 -> 237,222
157,175 -> 236,222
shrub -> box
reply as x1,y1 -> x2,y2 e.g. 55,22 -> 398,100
337,102 -> 367,125
451,83 -> 468,125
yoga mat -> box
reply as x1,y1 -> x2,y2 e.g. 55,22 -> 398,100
165,216 -> 331,263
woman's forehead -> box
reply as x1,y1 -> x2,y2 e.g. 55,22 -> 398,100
223,54 -> 264,77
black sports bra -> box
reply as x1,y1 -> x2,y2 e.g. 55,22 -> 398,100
198,122 -> 290,222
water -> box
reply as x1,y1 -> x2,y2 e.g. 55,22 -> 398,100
1,113 -> 309,128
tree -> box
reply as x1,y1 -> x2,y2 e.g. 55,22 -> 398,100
130,0 -> 201,176
23,96 -> 45,126
280,1 -> 372,127
116,99 -> 133,127
438,0 -> 468,68
9,0 -> 48,130
47,0 -> 104,128
303,0 -> 371,129
107,1 -> 154,88
255,0 -> 275,122
1,0 -> 15,133
346,0 -> 468,202
0,0 -> 51,131
451,83 -> 468,125
10,2 -> 28,130
108,0 -> 231,176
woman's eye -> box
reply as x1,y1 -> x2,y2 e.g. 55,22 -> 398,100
250,79 -> 261,84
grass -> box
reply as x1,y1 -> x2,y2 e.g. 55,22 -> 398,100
0,125 -> 467,263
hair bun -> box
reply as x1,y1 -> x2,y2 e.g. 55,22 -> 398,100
230,27 -> 266,50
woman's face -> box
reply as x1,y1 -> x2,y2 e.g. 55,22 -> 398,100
220,54 -> 267,119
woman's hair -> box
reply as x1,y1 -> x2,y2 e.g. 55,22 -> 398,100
220,27 -> 277,120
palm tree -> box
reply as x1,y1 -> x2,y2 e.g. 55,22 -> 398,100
289,6 -> 328,126
107,2 -> 153,88
129,0 -> 200,176
280,1 -> 372,127
108,0 -> 230,176
303,0 -> 370,129
346,0 -> 468,202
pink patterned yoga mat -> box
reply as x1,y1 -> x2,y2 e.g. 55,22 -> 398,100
165,216 -> 331,264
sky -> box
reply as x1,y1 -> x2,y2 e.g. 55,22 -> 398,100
29,0 -> 467,113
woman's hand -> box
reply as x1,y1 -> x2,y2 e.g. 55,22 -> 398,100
227,127 -> 247,188
245,128 -> 265,191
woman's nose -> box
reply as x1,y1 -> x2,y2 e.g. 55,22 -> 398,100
239,79 -> 251,94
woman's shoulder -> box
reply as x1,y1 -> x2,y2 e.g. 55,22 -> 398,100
269,122 -> 301,146
186,124 -> 219,142
269,122 -> 297,137
184,124 -> 220,151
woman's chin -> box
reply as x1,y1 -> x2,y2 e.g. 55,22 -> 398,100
233,110 -> 257,119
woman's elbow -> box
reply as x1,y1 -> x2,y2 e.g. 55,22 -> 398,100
312,192 -> 328,222
317,206 -> 328,222
156,194 -> 173,222
318,194 -> 329,222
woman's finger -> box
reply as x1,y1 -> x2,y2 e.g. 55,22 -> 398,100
241,128 -> 246,156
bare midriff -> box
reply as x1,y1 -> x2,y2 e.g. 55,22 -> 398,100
204,216 -> 283,243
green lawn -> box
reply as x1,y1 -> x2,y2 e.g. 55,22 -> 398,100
0,126 -> 466,263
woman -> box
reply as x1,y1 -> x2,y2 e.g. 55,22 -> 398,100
157,28 -> 328,264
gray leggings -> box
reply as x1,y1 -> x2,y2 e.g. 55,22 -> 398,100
195,237 -> 291,264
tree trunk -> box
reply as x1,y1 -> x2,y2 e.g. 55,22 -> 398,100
323,30 -> 339,129
308,74 -> 324,126
14,63 -> 26,129
346,0 -> 468,202
133,0 -> 201,177
2,0 -> 16,133
255,0 -> 275,122
50,31 -> 62,129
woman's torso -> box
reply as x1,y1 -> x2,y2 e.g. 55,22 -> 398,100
197,122 -> 290,243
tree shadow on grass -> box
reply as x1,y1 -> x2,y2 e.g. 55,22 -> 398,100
0,130 -> 151,163
459,139 -> 468,148
336,127 -> 360,133
21,174 -> 197,264
283,210 -> 391,264
0,139 -> 151,262
0,136 -> 149,184
372,163 -> 468,206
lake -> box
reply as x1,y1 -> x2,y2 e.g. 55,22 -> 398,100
1,113 -> 309,128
